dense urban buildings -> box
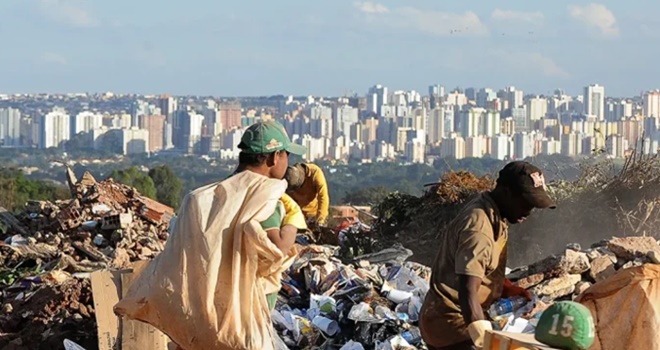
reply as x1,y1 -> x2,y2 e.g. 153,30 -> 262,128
1,83 -> 659,163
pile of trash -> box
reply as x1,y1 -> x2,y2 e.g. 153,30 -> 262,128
0,168 -> 174,349
272,243 -> 431,349
270,235 -> 660,349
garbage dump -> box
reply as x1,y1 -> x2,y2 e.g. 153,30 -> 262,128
2,166 -> 660,349
0,169 -> 173,349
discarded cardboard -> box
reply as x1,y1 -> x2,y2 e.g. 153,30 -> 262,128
91,261 -> 173,350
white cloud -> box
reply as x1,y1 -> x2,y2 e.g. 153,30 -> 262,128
568,3 -> 619,37
355,3 -> 488,37
491,9 -> 544,23
38,0 -> 99,28
40,52 -> 68,65
354,2 -> 389,14
492,50 -> 571,79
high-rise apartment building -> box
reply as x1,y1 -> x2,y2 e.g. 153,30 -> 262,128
367,84 -> 388,116
138,115 -> 165,152
584,84 -> 606,121
218,102 -> 242,131
643,90 -> 660,120
0,107 -> 21,147
73,111 -> 103,134
39,109 -> 70,149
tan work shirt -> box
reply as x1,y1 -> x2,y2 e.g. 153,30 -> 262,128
419,192 -> 509,348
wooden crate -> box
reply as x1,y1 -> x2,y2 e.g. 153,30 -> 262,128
483,330 -> 559,350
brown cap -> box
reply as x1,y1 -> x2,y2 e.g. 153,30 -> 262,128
497,161 -> 556,209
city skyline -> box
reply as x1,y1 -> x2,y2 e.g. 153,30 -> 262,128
3,82 -> 660,165
1,1 -> 659,96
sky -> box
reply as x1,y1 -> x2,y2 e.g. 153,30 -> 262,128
0,0 -> 658,97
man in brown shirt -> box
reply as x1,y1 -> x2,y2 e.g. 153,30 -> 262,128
419,161 -> 556,350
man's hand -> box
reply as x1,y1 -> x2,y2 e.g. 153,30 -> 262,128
467,320 -> 493,349
502,278 -> 532,300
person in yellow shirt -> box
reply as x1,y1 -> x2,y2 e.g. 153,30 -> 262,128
284,162 -> 330,226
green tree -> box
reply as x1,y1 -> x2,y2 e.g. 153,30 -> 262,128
148,165 -> 183,209
0,169 -> 69,211
109,166 -> 157,199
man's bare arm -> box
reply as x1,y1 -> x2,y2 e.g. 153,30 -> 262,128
266,224 -> 297,254
458,275 -> 485,324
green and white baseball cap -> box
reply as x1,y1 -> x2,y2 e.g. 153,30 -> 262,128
238,120 -> 306,155
535,301 -> 595,350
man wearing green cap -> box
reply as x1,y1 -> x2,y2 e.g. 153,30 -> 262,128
114,119 -> 310,350
234,120 -> 309,310
420,161 -> 556,350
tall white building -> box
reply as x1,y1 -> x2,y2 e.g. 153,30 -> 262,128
561,132 -> 584,156
483,110 -> 501,137
73,111 -> 103,134
526,96 -> 548,121
513,132 -> 534,159
606,134 -> 629,158
428,108 -> 445,145
39,109 -> 70,149
460,108 -> 500,138
460,108 -> 485,138
606,100 -> 633,122
466,136 -> 487,158
643,90 -> 660,120
333,105 -> 358,140
368,84 -> 388,116
440,133 -> 465,159
504,86 -> 524,109
120,128 -> 150,155
404,130 -> 426,164
0,107 -> 21,147
584,84 -> 606,121
542,138 -> 561,155
491,134 -> 512,160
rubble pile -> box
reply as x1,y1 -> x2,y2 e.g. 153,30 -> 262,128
508,236 -> 660,301
0,169 -> 174,349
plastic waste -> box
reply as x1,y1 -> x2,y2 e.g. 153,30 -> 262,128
340,340 -> 366,350
347,302 -> 383,323
311,315 -> 340,336
381,282 -> 412,304
401,326 -> 422,345
310,294 -> 336,314
93,234 -> 105,246
7,235 -> 27,246
488,296 -> 528,319
63,339 -> 86,350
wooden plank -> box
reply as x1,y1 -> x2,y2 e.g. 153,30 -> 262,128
485,331 -> 561,350
91,270 -> 122,350
120,270 -> 170,350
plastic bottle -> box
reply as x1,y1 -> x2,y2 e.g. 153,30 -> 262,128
488,296 -> 528,319
401,327 -> 422,345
